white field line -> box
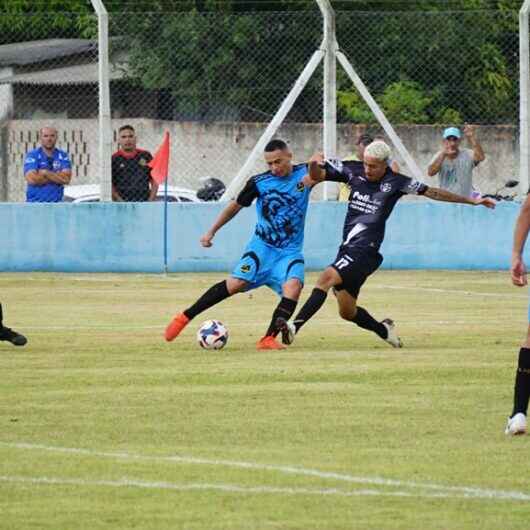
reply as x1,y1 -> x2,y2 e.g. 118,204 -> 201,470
0,276 -> 525,299
1,442 -> 529,502
372,285 -> 527,299
21,316 -> 522,331
0,475 -> 519,501
3,287 -> 526,299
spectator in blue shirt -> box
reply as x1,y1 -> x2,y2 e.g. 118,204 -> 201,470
24,127 -> 72,202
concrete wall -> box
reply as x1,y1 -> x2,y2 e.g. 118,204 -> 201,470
3,120 -> 519,202
0,201 -> 519,273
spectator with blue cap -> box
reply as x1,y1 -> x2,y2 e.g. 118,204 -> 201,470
427,124 -> 485,197
24,127 -> 72,202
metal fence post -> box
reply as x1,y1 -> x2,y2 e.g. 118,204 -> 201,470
90,0 -> 112,202
336,51 -> 423,181
317,0 -> 338,201
220,49 -> 325,202
520,0 -> 530,197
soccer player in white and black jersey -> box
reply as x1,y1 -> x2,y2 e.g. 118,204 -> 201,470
278,141 -> 496,348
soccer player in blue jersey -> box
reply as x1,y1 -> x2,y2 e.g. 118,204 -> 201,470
278,141 -> 495,348
165,139 -> 315,350
24,127 -> 72,203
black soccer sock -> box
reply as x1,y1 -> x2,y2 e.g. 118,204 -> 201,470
511,347 -> 530,416
292,288 -> 328,333
183,281 -> 231,320
265,297 -> 298,337
352,306 -> 387,339
0,303 -> 3,326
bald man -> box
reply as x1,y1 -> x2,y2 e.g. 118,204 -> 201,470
24,127 -> 72,202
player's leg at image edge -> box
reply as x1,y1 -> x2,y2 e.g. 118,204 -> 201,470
505,346 -> 530,436
0,304 -> 27,347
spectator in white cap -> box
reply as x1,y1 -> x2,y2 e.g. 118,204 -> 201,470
427,125 -> 485,197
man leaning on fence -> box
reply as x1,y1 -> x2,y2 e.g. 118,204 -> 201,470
427,125 -> 485,197
24,127 -> 72,203
112,125 -> 158,202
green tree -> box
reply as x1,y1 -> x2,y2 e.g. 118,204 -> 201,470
0,0 -> 520,123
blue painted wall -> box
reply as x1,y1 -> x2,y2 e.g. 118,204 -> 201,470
0,201 -> 519,272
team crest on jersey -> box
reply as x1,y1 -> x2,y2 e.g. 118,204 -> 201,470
380,182 -> 392,193
296,181 -> 305,192
240,264 -> 251,273
139,158 -> 147,166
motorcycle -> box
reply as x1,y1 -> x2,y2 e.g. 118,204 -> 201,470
480,179 -> 519,201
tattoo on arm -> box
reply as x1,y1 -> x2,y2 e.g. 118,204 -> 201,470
425,187 -> 472,204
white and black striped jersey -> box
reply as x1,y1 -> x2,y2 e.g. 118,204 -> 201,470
324,159 -> 428,251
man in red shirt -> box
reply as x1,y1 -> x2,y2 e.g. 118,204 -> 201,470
112,125 -> 158,202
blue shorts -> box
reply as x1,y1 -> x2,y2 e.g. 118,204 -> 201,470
231,237 -> 304,296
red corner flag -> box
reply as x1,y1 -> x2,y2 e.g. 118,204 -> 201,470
148,131 -> 170,184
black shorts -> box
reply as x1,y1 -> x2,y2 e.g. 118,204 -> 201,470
331,246 -> 383,298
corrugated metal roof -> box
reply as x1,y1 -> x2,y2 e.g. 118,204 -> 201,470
0,39 -> 97,67
0,61 -> 126,85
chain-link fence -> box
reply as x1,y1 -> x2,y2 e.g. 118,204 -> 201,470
0,6 -> 524,202
0,12 -> 101,202
107,10 -> 324,201
336,8 -> 521,194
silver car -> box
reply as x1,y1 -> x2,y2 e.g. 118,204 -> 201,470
63,184 -> 201,203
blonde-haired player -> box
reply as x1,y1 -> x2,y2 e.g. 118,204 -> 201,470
278,141 -> 495,348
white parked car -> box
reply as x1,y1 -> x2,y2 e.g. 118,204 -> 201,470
63,184 -> 201,203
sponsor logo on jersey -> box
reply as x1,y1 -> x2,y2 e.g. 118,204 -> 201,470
240,264 -> 251,273
350,190 -> 379,214
352,190 -> 371,202
380,182 -> 392,193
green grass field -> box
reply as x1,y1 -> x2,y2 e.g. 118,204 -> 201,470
1,270 -> 529,529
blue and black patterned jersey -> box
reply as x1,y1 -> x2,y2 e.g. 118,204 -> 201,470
236,163 -> 310,250
324,159 -> 428,251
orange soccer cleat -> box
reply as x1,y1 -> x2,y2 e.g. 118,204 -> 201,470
256,335 -> 286,350
165,312 -> 190,342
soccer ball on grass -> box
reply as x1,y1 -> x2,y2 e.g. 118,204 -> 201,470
196,319 -> 229,350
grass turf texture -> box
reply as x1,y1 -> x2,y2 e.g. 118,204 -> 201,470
0,271 -> 529,529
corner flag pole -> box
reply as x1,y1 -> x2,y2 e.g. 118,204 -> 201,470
163,177 -> 168,274
147,131 -> 171,273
